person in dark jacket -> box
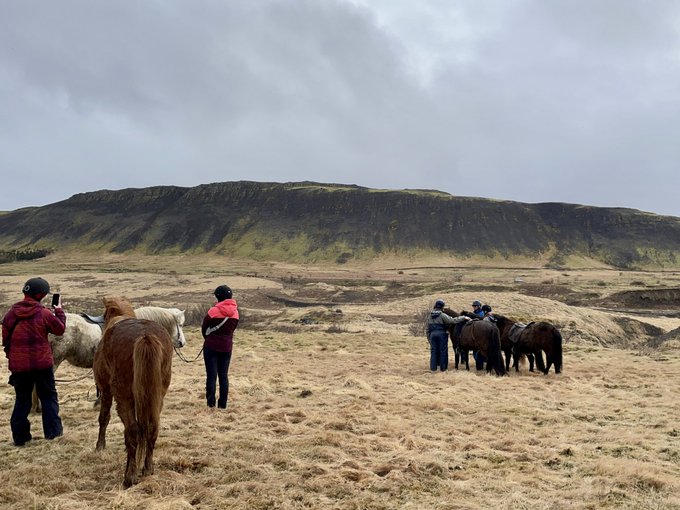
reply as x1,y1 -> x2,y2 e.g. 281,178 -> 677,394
201,285 -> 239,409
470,299 -> 487,369
471,300 -> 485,318
2,277 -> 66,446
426,299 -> 471,372
481,304 -> 495,321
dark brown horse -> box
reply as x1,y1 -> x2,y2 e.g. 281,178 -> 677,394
445,309 -> 505,376
490,314 -> 532,372
93,297 -> 174,487
493,314 -> 562,374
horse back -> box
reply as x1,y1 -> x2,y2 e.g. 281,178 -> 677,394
458,320 -> 497,350
520,322 -> 559,350
51,314 -> 103,368
94,319 -> 172,393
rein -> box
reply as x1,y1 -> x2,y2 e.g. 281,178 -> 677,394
174,345 -> 204,363
55,369 -> 94,384
171,317 -> 203,362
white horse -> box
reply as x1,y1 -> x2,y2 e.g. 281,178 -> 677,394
135,307 -> 187,349
33,307 -> 187,412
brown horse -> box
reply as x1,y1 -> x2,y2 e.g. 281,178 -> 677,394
93,297 -> 174,487
445,309 -> 505,376
493,314 -> 562,374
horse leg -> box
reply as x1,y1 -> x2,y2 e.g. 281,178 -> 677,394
117,401 -> 140,488
512,350 -> 520,372
32,388 -> 41,414
142,419 -> 159,477
95,388 -> 113,451
462,350 -> 470,371
526,353 -> 534,372
495,352 -> 506,376
545,352 -> 554,374
533,351 -> 547,374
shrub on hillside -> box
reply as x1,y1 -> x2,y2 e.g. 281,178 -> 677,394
409,308 -> 429,337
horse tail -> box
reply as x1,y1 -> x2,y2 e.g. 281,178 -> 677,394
553,328 -> 563,373
489,326 -> 505,376
132,333 -> 164,467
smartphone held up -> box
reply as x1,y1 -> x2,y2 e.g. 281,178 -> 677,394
51,293 -> 61,308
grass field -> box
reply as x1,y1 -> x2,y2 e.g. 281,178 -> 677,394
1,254 -> 679,509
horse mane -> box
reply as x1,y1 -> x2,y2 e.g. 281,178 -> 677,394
103,296 -> 136,328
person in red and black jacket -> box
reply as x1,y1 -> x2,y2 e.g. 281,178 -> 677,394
2,277 -> 66,446
201,285 -> 239,409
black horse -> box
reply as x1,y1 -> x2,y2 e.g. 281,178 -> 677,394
444,309 -> 505,376
493,314 -> 562,374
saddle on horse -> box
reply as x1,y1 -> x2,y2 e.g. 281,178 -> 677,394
508,322 -> 525,344
508,321 -> 536,344
80,313 -> 106,330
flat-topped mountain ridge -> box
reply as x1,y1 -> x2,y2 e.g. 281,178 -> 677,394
1,181 -> 679,268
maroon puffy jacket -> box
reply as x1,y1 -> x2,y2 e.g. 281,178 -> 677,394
2,296 -> 66,372
201,299 -> 239,353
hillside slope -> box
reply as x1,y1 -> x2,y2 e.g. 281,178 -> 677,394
1,181 -> 679,268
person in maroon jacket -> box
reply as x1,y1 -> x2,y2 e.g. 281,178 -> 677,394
201,285 -> 239,409
2,277 -> 66,446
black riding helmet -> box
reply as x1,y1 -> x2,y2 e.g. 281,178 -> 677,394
23,277 -> 50,298
481,304 -> 492,313
434,299 -> 445,309
214,285 -> 233,301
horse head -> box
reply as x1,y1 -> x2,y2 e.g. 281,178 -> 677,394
492,314 -> 513,338
102,296 -> 136,328
169,308 -> 187,348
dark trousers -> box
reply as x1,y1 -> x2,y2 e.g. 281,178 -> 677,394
429,332 -> 449,371
10,368 -> 63,445
473,351 -> 486,370
204,347 -> 232,408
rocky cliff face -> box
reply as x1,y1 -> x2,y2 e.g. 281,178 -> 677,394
1,181 -> 679,268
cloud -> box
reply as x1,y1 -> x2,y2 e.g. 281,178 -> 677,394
1,0 -> 679,216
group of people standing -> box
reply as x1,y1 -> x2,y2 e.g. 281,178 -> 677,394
426,298 -> 494,372
2,278 -> 239,447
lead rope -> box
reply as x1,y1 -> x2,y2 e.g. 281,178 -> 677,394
55,369 -> 94,384
174,345 -> 204,363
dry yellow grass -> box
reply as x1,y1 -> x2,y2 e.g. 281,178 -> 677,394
1,255 -> 679,509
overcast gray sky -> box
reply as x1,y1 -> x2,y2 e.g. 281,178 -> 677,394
2,1 -> 679,217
